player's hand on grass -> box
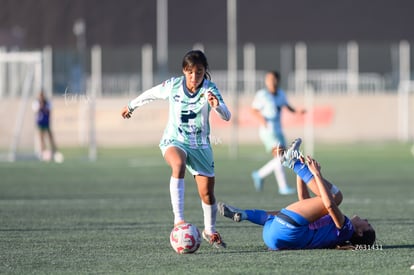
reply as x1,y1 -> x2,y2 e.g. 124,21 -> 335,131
208,92 -> 219,108
121,106 -> 132,119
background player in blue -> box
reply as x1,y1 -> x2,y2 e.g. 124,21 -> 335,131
251,71 -> 305,195
121,50 -> 231,249
219,138 -> 376,250
32,91 -> 62,162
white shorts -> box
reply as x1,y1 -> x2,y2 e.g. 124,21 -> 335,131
259,127 -> 286,152
160,140 -> 215,177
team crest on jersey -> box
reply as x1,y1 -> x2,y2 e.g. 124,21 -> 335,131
162,79 -> 171,87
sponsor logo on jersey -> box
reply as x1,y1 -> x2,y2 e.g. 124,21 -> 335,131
173,94 -> 181,102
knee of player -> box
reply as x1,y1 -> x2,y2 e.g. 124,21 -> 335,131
200,193 -> 215,205
170,162 -> 186,173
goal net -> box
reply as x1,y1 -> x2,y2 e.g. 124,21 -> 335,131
0,51 -> 43,161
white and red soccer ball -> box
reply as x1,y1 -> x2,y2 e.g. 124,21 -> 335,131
170,223 -> 201,254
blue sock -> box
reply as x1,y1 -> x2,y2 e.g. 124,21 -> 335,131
245,209 -> 269,226
292,160 -> 314,184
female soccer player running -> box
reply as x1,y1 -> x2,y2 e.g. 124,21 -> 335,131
219,138 -> 376,250
251,71 -> 305,195
121,50 -> 230,249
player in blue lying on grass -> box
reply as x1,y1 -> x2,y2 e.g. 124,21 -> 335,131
121,50 -> 230,249
218,138 -> 376,250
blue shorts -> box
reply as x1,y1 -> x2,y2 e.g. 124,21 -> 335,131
160,140 -> 215,177
263,208 -> 310,250
37,124 -> 50,131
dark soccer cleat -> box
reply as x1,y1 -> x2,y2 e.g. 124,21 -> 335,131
217,202 -> 244,222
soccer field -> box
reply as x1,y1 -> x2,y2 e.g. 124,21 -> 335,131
1,143 -> 413,274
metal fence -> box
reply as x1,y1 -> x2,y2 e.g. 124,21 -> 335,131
0,41 -> 413,98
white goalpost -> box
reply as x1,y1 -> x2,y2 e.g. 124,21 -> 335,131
398,80 -> 414,142
0,51 -> 42,162
303,84 -> 315,157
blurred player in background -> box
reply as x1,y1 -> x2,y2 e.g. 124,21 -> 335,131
219,138 -> 376,250
251,71 -> 305,195
121,50 -> 231,249
32,91 -> 63,163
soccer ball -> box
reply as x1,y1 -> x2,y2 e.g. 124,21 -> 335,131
53,152 -> 64,163
170,223 -> 201,254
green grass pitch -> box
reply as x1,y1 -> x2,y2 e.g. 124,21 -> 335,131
1,143 -> 413,274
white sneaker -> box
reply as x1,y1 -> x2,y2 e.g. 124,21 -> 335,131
280,138 -> 303,169
251,171 -> 264,192
279,186 -> 296,195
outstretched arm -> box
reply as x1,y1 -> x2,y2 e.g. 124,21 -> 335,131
294,155 -> 343,206
307,157 -> 345,229
286,156 -> 345,228
286,104 -> 306,114
121,82 -> 170,119
304,174 -> 343,206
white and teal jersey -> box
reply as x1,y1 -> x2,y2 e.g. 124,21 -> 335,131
129,76 -> 230,149
252,88 -> 288,134
252,88 -> 289,150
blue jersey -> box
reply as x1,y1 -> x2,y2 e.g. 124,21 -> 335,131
36,100 -> 51,128
305,215 -> 354,249
262,209 -> 354,250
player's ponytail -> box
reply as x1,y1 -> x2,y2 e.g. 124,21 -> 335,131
182,50 -> 211,80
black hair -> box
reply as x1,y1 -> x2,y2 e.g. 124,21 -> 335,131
182,50 -> 211,80
267,70 -> 281,81
349,230 -> 376,246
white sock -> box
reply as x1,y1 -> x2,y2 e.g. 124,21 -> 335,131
257,158 -> 279,178
274,156 -> 289,190
201,201 -> 217,235
170,177 -> 185,224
